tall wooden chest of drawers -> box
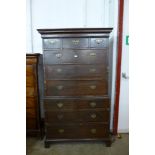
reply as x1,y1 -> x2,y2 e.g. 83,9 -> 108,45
26,54 -> 42,136
38,28 -> 113,147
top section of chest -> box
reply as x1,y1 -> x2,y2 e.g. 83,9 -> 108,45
37,28 -> 113,50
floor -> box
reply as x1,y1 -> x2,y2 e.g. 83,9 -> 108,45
27,134 -> 129,155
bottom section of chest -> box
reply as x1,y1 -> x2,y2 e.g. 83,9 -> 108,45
43,97 -> 111,142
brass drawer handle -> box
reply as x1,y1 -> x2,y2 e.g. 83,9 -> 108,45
90,52 -> 96,56
57,68 -> 62,73
72,40 -> 80,44
89,68 -> 96,72
58,129 -> 64,133
95,39 -> 103,44
90,85 -> 96,89
91,113 -> 96,119
91,128 -> 96,134
89,102 -> 96,108
57,114 -> 64,120
56,53 -> 62,58
57,102 -> 63,108
56,85 -> 64,90
74,54 -> 78,58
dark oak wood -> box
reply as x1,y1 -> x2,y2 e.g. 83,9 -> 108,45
62,38 -> 89,48
45,109 -> 110,123
26,54 -> 42,137
44,80 -> 108,96
90,38 -> 108,48
43,39 -> 61,49
37,28 -> 113,35
43,49 -> 108,65
38,28 -> 113,147
44,98 -> 110,110
46,123 -> 109,139
44,64 -> 107,80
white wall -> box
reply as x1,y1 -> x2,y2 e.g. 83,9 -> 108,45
26,0 -> 32,52
118,0 -> 129,133
27,0 -> 112,53
26,0 -> 124,131
109,0 -> 118,130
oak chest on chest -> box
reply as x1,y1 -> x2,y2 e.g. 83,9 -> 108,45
38,28 -> 113,147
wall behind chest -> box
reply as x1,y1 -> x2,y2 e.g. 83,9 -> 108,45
27,0 -> 111,53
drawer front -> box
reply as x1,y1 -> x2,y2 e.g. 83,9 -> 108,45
26,97 -> 36,108
43,39 -> 61,49
26,108 -> 36,118
46,123 -> 109,139
44,65 -> 107,79
90,38 -> 108,48
44,98 -> 110,110
45,109 -> 109,123
26,76 -> 35,87
63,38 -> 88,48
26,118 -> 37,129
45,80 -> 108,96
43,50 -> 107,64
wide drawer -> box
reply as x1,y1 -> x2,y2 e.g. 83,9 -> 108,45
43,50 -> 107,64
90,38 -> 108,49
45,80 -> 108,96
46,123 -> 109,139
44,98 -> 110,110
45,109 -> 109,123
62,38 -> 88,48
44,64 -> 107,79
43,39 -> 61,49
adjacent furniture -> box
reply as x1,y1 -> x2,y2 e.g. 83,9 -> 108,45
38,28 -> 113,147
26,53 -> 42,137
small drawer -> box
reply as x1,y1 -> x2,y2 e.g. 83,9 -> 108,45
44,99 -> 76,110
90,38 -> 108,48
43,39 -> 61,49
81,109 -> 110,122
63,38 -> 88,48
